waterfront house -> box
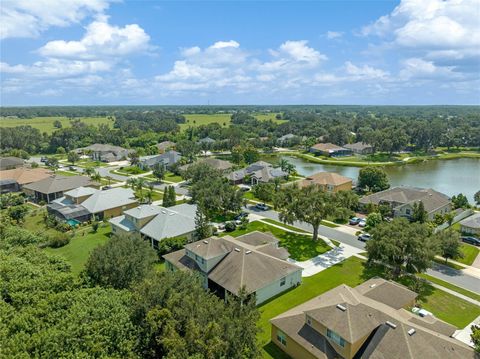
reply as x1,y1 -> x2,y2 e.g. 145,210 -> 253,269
298,172 -> 353,193
344,142 -> 374,155
226,161 -> 288,185
459,212 -> 480,235
309,143 -> 352,157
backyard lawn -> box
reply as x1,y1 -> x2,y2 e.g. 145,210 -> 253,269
44,224 -> 111,275
224,221 -> 331,261
164,172 -> 184,183
258,256 -> 480,358
0,116 -> 112,134
22,207 -> 61,237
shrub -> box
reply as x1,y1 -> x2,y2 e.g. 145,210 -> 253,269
157,236 -> 188,255
48,234 -> 71,248
225,221 -> 236,232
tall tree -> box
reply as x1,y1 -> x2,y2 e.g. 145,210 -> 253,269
474,190 -> 480,206
129,151 -> 140,166
357,166 -> 390,193
411,201 -> 428,223
194,206 -> 212,240
437,229 -> 463,264
7,204 -> 29,224
366,218 -> 437,278
152,163 -> 165,182
84,234 -> 157,290
67,151 -> 80,165
275,185 -> 335,241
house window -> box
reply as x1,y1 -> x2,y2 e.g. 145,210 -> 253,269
280,277 -> 286,286
406,209 -> 411,215
327,329 -> 345,347
276,330 -> 287,346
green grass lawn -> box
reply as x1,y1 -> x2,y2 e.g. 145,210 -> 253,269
54,170 -> 78,176
115,166 -> 147,175
418,273 -> 480,302
164,172 -> 183,183
22,207 -> 62,237
0,116 -> 112,134
457,244 -> 480,266
258,256 -> 480,358
135,189 -> 163,202
252,113 -> 286,124
74,159 -> 108,168
224,221 -> 331,261
179,113 -> 285,131
44,224 -> 111,275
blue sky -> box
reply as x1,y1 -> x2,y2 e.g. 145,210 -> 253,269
1,0 -> 479,105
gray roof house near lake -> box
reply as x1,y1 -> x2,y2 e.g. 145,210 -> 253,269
226,161 -> 288,185
110,203 -> 197,248
359,186 -> 451,221
459,212 -> 480,235
163,232 -> 301,305
343,142 -> 374,155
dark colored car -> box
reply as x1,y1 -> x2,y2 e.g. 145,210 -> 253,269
235,212 -> 248,220
358,233 -> 372,242
461,236 -> 480,246
349,217 -> 361,225
102,185 -> 112,190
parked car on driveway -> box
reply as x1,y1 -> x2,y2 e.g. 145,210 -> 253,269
461,236 -> 480,246
358,219 -> 367,227
255,203 -> 270,211
358,233 -> 371,242
349,217 -> 361,225
234,212 -> 249,224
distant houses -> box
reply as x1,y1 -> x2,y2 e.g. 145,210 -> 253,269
0,156 -> 25,170
163,232 -> 302,305
109,203 -> 198,248
299,172 -> 353,193
344,142 -> 373,155
23,175 -> 100,203
138,150 -> 182,170
359,187 -> 451,220
309,143 -> 352,157
76,143 -> 131,162
156,141 -> 176,153
0,167 -> 52,194
179,157 -> 234,173
226,161 -> 288,185
47,187 -> 137,222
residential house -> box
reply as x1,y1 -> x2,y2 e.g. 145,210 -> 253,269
277,133 -> 298,146
459,212 -> 480,235
344,142 -> 374,155
359,187 -> 451,220
270,277 -> 475,359
299,172 -> 353,193
77,143 -> 131,162
309,143 -> 352,157
23,175 -> 100,203
156,141 -> 176,153
163,232 -> 302,305
138,150 -> 182,170
0,156 -> 25,170
198,137 -> 216,144
226,161 -> 287,185
109,203 -> 197,248
47,187 -> 137,222
0,167 -> 52,193
179,157 -> 233,173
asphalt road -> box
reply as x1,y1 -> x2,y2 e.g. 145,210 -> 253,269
245,205 -> 480,294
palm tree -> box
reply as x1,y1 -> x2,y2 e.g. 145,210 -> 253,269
136,178 -> 146,198
84,167 -> 93,177
105,176 -> 113,185
91,171 -> 101,182
127,177 -> 138,190
146,183 -> 154,204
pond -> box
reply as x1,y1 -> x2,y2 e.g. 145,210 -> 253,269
282,156 -> 480,202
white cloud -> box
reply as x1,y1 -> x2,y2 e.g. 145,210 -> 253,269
209,40 -> 240,49
326,31 -> 343,39
399,57 -> 458,79
0,0 -> 110,39
344,61 -> 389,79
278,40 -> 327,64
38,15 -> 151,59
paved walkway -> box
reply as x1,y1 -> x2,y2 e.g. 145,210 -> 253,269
288,244 -> 364,277
472,251 -> 480,269
453,315 -> 479,348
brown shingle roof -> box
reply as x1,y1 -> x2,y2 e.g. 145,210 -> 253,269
355,278 -> 418,310
184,236 -> 233,260
270,279 -> 475,359
299,172 -> 352,188
0,167 -> 52,185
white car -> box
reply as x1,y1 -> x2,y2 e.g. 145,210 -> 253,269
358,219 -> 367,227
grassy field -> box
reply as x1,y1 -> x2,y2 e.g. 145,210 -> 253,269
180,113 -> 285,131
22,207 -> 61,237
45,224 -> 111,275
0,116 -> 112,134
458,243 -> 480,266
224,220 -> 331,261
258,256 -> 480,358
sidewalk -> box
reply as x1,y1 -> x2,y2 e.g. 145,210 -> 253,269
453,315 -> 479,348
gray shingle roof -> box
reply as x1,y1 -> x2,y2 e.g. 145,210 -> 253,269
124,204 -> 164,219
344,142 -> 373,151
140,203 -> 197,241
359,186 -> 450,214
79,187 -> 136,214
109,215 -> 136,232
459,212 -> 480,229
0,156 -> 24,170
23,175 -> 98,194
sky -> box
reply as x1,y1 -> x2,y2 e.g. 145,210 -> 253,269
1,0 -> 479,106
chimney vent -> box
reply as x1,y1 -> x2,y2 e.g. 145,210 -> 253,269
408,328 -> 416,336
246,250 -> 252,254
234,248 -> 240,252
336,304 -> 346,311
386,321 -> 397,329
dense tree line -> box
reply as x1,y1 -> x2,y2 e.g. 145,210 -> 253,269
0,225 -> 260,358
